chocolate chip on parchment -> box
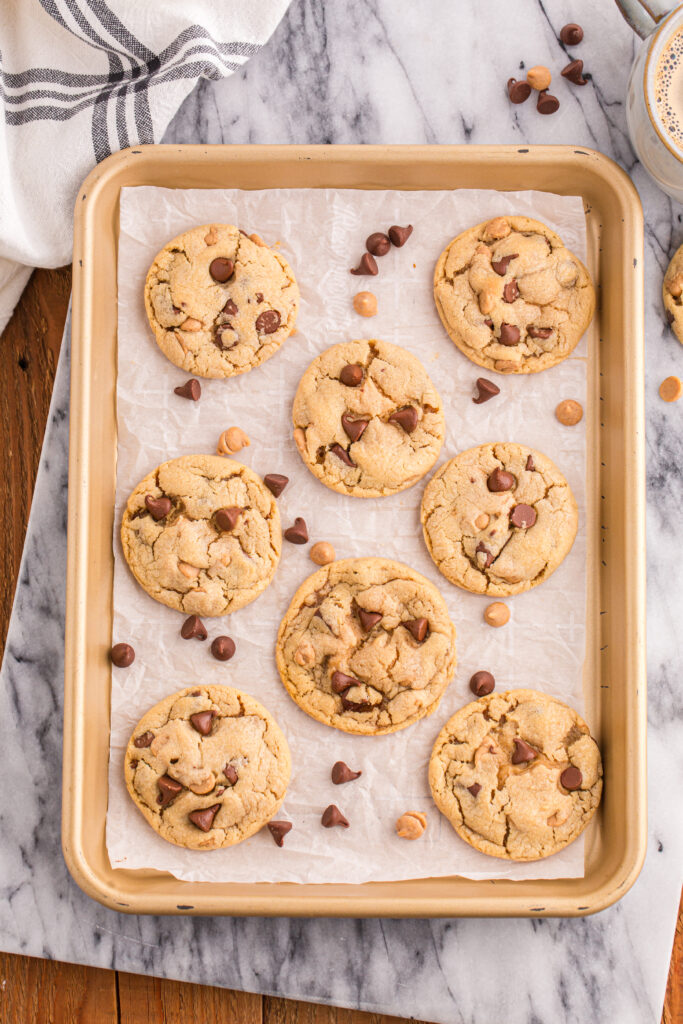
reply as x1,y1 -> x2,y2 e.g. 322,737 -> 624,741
330,443 -> 355,466
133,731 -> 154,748
157,774 -> 183,808
560,22 -> 583,45
562,59 -> 588,85
341,413 -> 369,443
366,232 -> 391,256
470,670 -> 495,697
511,738 -> 537,764
145,495 -> 172,520
404,617 -> 429,642
222,298 -> 238,315
181,615 -> 208,641
284,517 -> 309,544
476,541 -> 494,568
350,252 -> 378,276
388,224 -> 413,247
188,804 -> 221,832
525,454 -> 535,471
467,783 -> 482,797
491,253 -> 519,276
507,78 -> 531,104
388,405 -> 418,433
560,766 -> 583,790
255,309 -> 281,334
224,764 -> 239,785
358,609 -> 382,632
190,710 -> 215,735
174,379 -> 201,401
268,820 -> 292,846
321,804 -> 349,828
537,90 -> 560,114
487,467 -> 515,492
499,323 -> 521,346
510,503 -> 537,528
332,761 -> 362,784
211,636 -> 236,662
527,326 -> 552,339
473,377 -> 500,404
209,257 -> 234,283
339,363 -> 364,387
264,473 -> 289,497
215,506 -> 241,531
503,280 -> 520,303
331,670 -> 358,694
110,642 -> 135,667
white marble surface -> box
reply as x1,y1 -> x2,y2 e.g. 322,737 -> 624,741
1,1 -> 682,1022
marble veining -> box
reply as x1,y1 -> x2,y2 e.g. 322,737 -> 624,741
1,1 -> 682,1022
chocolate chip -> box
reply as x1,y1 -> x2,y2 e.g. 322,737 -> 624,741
537,90 -> 560,115
211,636 -> 236,661
188,804 -> 221,832
476,542 -> 494,568
321,804 -> 349,828
404,618 -> 429,642
255,309 -> 281,334
499,323 -> 520,346
215,506 -> 241,531
157,774 -> 183,808
174,379 -> 201,401
487,467 -> 515,492
330,443 -> 355,466
340,363 -> 364,387
511,738 -> 537,764
110,642 -> 135,667
284,517 -> 308,544
666,309 -> 675,326
366,232 -> 391,256
507,78 -> 531,103
527,326 -> 552,339
190,710 -> 215,735
470,670 -> 495,697
341,695 -> 372,712
145,495 -> 172,520
510,503 -> 537,529
484,318 -> 494,329
388,406 -> 418,433
331,670 -> 358,694
209,257 -> 234,283
331,761 -> 362,784
268,820 -> 292,846
560,766 -> 583,790
263,473 -> 289,497
560,22 -> 583,45
525,455 -> 535,471
213,327 -> 236,351
562,59 -> 588,85
388,224 -> 413,247
224,764 -> 238,785
133,731 -> 154,748
341,413 -> 369,443
181,615 -> 208,641
491,254 -> 519,276
255,292 -> 264,303
350,253 -> 378,276
358,609 -> 382,632
473,377 -> 500,404
503,280 -> 520,303
223,298 -> 238,315
467,783 -> 482,797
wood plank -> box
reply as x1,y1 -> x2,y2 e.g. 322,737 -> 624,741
0,953 -> 117,1023
117,971 -> 262,1023
263,996 -> 434,1024
662,889 -> 683,1024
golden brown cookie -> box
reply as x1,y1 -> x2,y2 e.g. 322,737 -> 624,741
663,242 -> 683,343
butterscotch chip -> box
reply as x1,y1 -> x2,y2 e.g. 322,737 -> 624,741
396,811 -> 427,839
659,375 -> 682,402
310,541 -> 336,565
555,399 -> 583,425
353,291 -> 378,317
217,426 -> 250,454
484,602 -> 510,627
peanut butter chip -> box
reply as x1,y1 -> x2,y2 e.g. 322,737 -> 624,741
396,811 -> 427,840
484,602 -> 510,628
527,65 -> 552,90
659,375 -> 682,402
217,426 -> 250,454
310,541 -> 335,565
555,399 -> 583,426
353,291 -> 378,317
485,217 -> 510,240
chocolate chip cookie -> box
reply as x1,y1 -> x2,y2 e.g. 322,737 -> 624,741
433,216 -> 595,374
421,443 -> 578,596
121,454 -> 281,617
429,689 -> 602,861
125,685 -> 291,850
292,339 -> 445,498
663,242 -> 683,343
144,224 -> 299,378
275,558 -> 457,736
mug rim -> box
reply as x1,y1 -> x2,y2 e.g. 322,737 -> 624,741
644,6 -> 683,162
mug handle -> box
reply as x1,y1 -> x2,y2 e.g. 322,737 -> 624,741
614,0 -> 675,37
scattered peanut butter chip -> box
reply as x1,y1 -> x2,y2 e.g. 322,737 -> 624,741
217,426 -> 250,454
330,443 -> 355,466
209,257 -> 234,283
473,377 -> 500,404
340,363 -> 364,387
211,636 -> 236,661
470,670 -> 495,697
341,413 -> 369,442
555,399 -> 583,425
358,608 -> 382,632
215,506 -> 241,531
264,473 -> 289,497
484,602 -> 510,628
268,821 -> 292,847
157,774 -> 183,808
331,761 -> 362,784
188,804 -> 221,832
204,227 -> 218,245
224,764 -> 238,785
133,731 -> 154,748
249,233 -> 266,246
560,766 -> 583,790
562,59 -> 589,85
499,322 -> 520,346
476,541 -> 494,568
487,467 -> 515,492
388,224 -> 413,247
350,252 -> 378,276
174,379 -> 201,401
511,738 -> 537,764
507,78 -> 531,103
560,22 -> 583,44
510,503 -> 537,529
321,804 -> 349,828
537,90 -> 560,114
491,253 -> 519,276
467,783 -> 482,797
353,291 -> 378,317
474,512 -> 490,530
388,405 -> 418,433
189,710 -> 215,736
110,642 -> 135,667
503,280 -> 520,303
485,217 -> 510,239
331,670 -> 358,694
180,316 -> 202,332
145,494 -> 171,520
395,811 -> 426,840
659,375 -> 682,402
404,617 -> 429,642
366,232 -> 391,256
284,517 -> 308,544
310,541 -> 335,565
526,65 -> 552,91
181,615 -> 208,641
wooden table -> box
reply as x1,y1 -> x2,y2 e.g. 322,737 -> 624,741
0,267 -> 680,1024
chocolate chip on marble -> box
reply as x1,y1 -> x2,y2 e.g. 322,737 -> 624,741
510,503 -> 537,529
350,252 -> 378,276
188,804 -> 221,832
470,670 -> 495,697
264,473 -> 289,497
467,783 -> 482,797
211,636 -> 236,662
341,413 -> 369,443
181,615 -> 208,641
527,326 -> 552,339
491,253 -> 519,276
388,405 -> 418,433
503,280 -> 520,303
476,541 -> 494,568
404,617 -> 429,642
511,738 -> 538,764
388,224 -> 413,247
224,764 -> 239,785
268,820 -> 292,847
209,257 -> 234,283
222,298 -> 238,315
473,377 -> 500,404
331,670 -> 358,694
561,59 -> 589,85
525,454 -> 535,471
110,642 -> 135,667
330,443 -> 356,466
133,731 -> 154,748
331,761 -> 362,784
284,517 -> 309,544
145,495 -> 172,520
174,379 -> 201,401
537,90 -> 560,114
358,609 -> 382,632
499,323 -> 521,346
190,710 -> 215,736
560,766 -> 583,790
339,363 -> 364,387
215,506 -> 241,531
507,77 -> 531,103
366,232 -> 391,256
157,774 -> 183,808
560,22 -> 583,45
487,467 -> 515,492
255,309 -> 281,334
321,804 -> 349,828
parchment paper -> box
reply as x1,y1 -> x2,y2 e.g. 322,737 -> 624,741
108,185 -> 589,883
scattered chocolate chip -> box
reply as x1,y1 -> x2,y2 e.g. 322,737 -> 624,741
484,317 -> 494,329
470,670 -> 495,697
181,615 -> 208,641
366,232 -> 391,256
330,443 -> 355,466
190,710 -> 215,735
263,473 -> 289,498
211,636 -> 236,661
507,78 -> 531,104
331,670 -> 358,694
404,617 -> 429,642
666,309 -> 675,326
467,783 -> 482,797
537,90 -> 560,115
487,467 -> 515,492
358,609 -> 382,632
145,495 -> 172,520
110,642 -> 135,667
341,695 -> 372,712
388,405 -> 418,433
224,764 -> 239,785
188,804 -> 221,832
215,506 -> 241,531
255,291 -> 264,303
388,224 -> 413,247
503,280 -> 520,303
525,454 -> 535,471
510,503 -> 537,529
332,761 -> 362,784
255,309 -> 281,334
350,253 -> 378,276
527,326 -> 552,339
174,379 -> 201,401
321,804 -> 349,828
476,541 -> 494,568
560,766 -> 583,790
284,517 -> 308,544
562,59 -> 588,85
491,254 -> 519,276
133,731 -> 154,748
157,774 -> 183,808
560,22 -> 583,45
268,820 -> 292,846
499,323 -> 521,346
209,257 -> 234,283
341,413 -> 369,443
473,377 -> 500,405
340,363 -> 364,387
511,738 -> 537,764
222,298 -> 238,315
